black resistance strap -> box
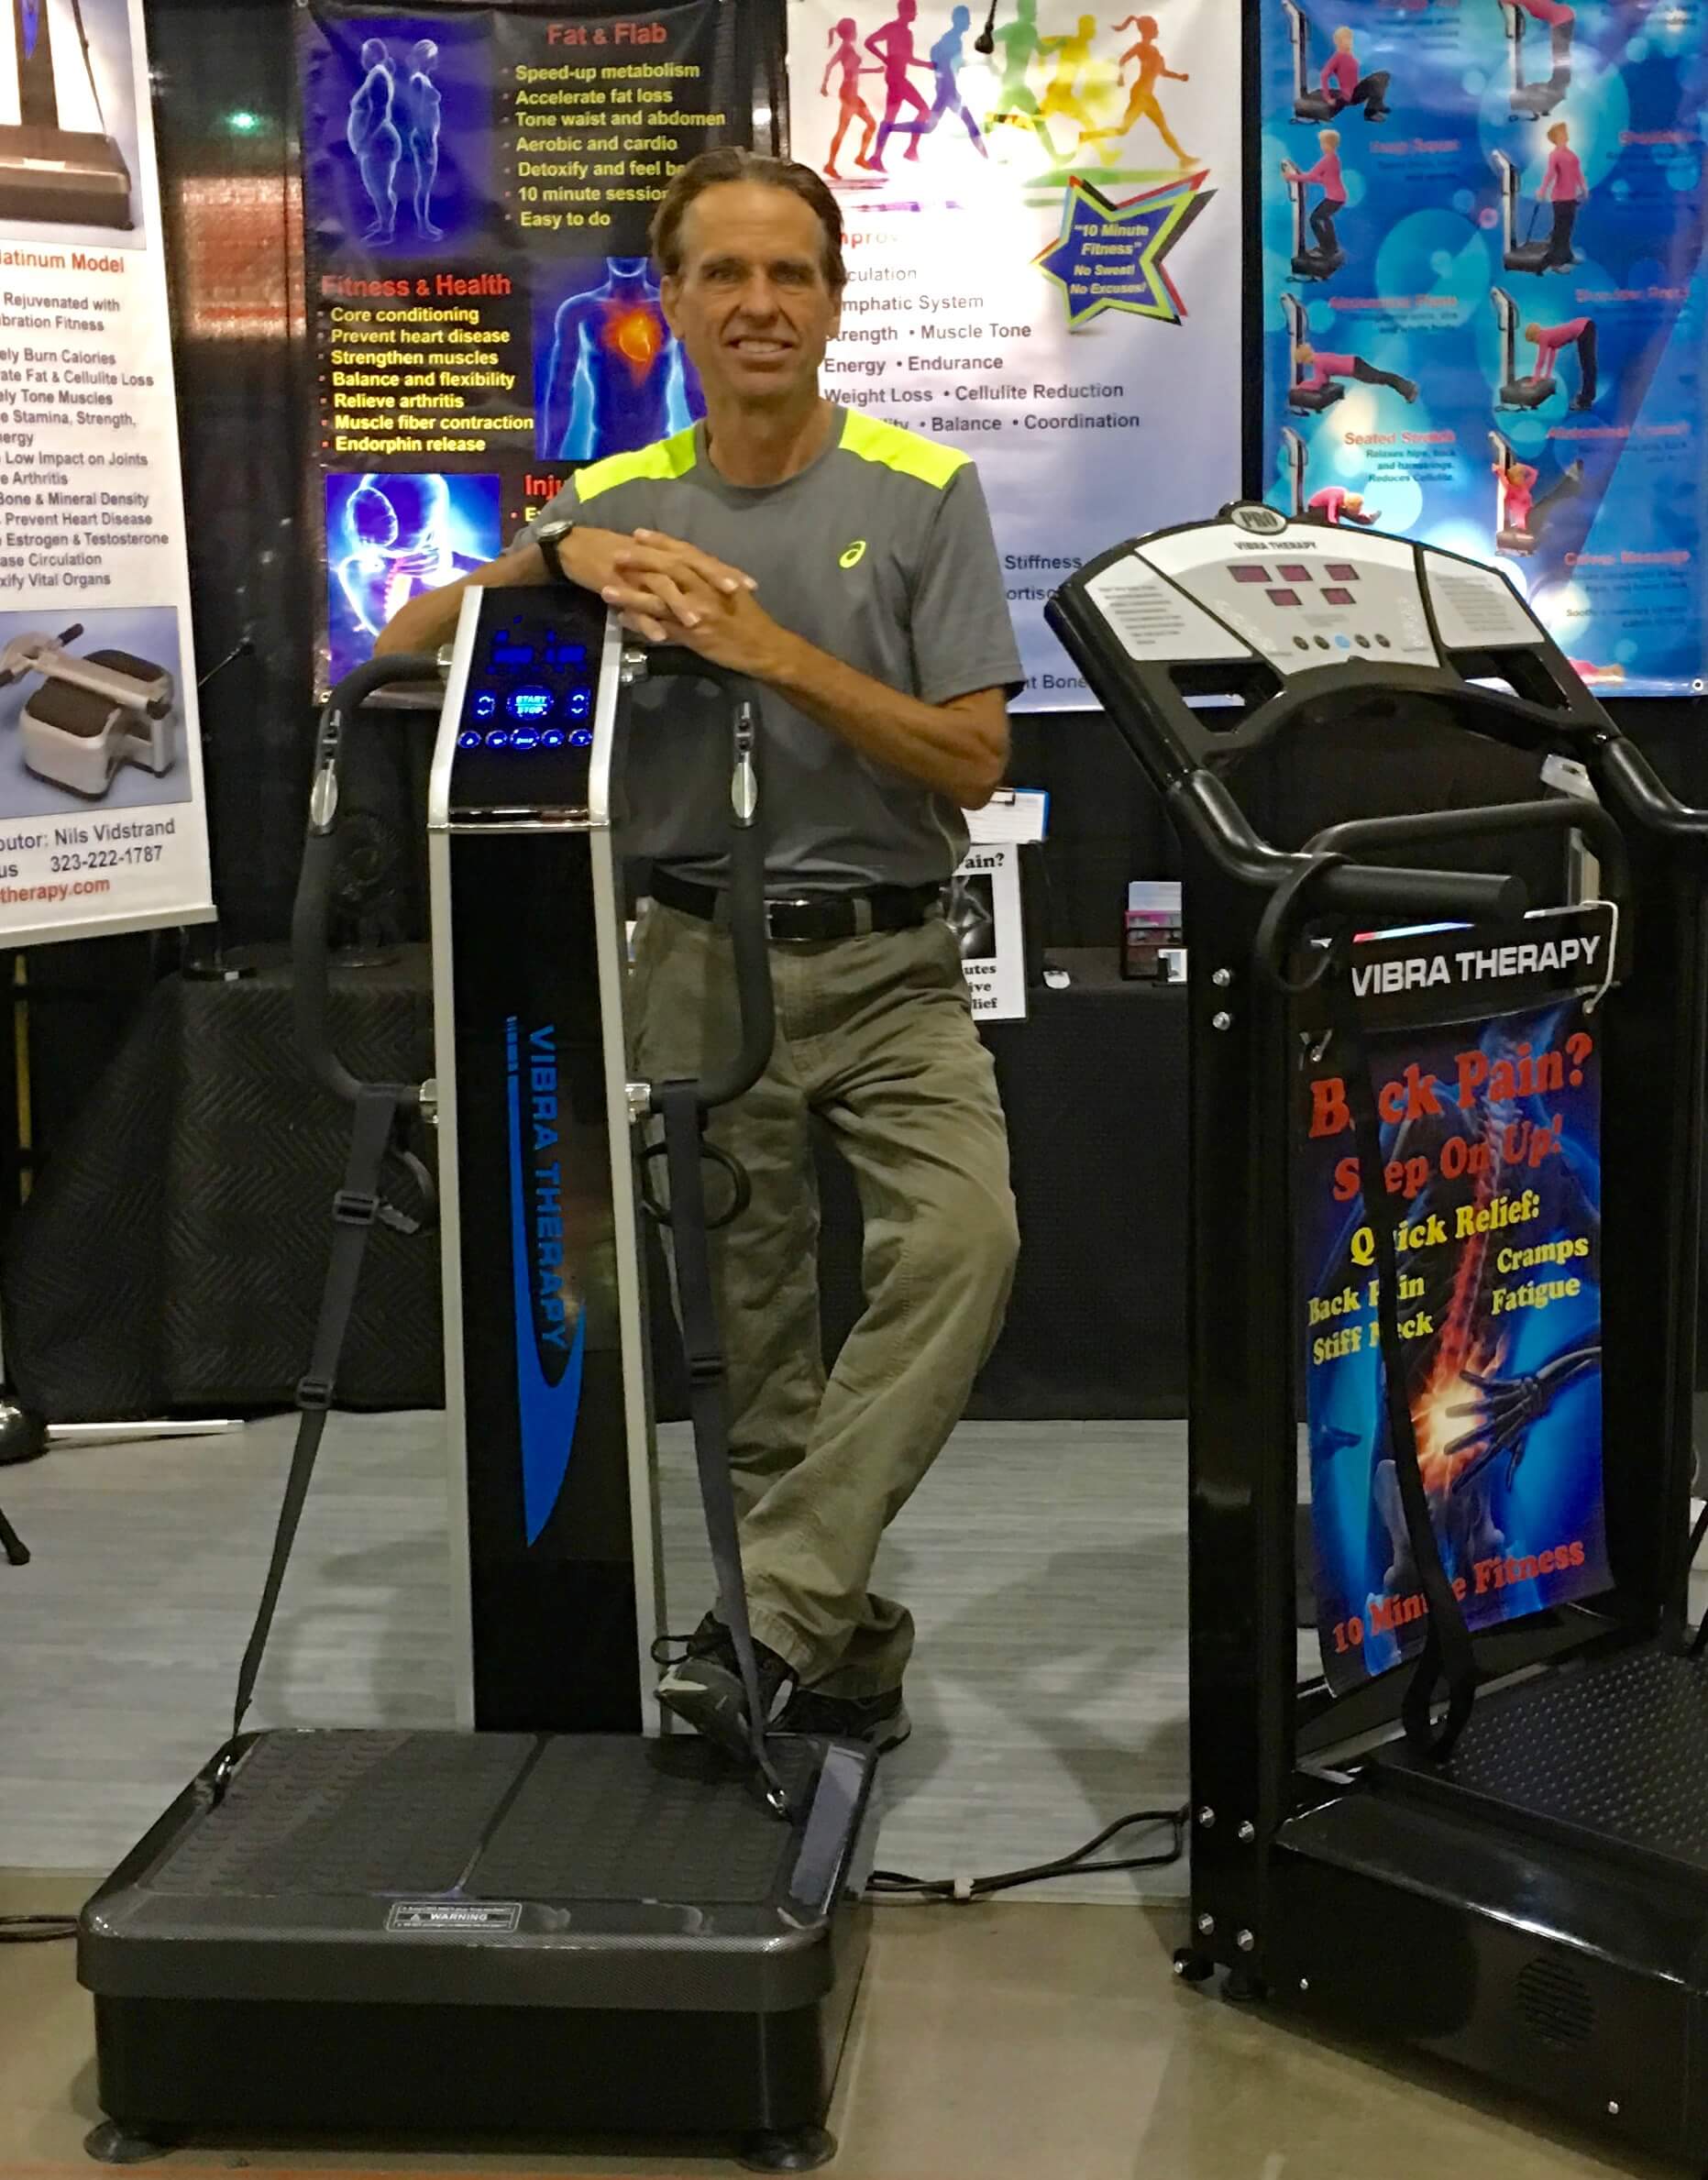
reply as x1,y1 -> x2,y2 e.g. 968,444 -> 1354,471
230,1083 -> 405,1743
657,1077 -> 798,1819
1324,942 -> 1478,1760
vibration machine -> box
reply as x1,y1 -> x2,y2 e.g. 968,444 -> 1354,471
76,586 -> 878,2173
1047,503 -> 1708,2169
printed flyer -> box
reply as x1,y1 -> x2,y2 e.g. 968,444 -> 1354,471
0,0 -> 211,948
1260,0 -> 1708,694
299,0 -> 758,689
1297,915 -> 1612,1694
948,838 -> 1024,1018
788,0 -> 1241,710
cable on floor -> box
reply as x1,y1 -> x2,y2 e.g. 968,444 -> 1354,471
0,1915 -> 77,1943
867,1803 -> 1187,1902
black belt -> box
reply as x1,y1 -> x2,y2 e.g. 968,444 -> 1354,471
651,865 -> 942,942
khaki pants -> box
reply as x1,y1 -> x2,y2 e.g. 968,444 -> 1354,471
629,901 -> 1019,1698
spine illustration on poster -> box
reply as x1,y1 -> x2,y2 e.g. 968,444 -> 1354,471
0,0 -> 212,949
1259,0 -> 1708,696
297,1 -> 755,697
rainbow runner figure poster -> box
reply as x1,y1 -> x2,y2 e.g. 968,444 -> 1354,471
788,0 -> 1242,710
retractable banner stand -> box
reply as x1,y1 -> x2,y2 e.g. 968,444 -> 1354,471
787,0 -> 1240,710
0,0 -> 211,948
1297,915 -> 1613,1694
298,1 -> 760,693
1260,1 -> 1708,694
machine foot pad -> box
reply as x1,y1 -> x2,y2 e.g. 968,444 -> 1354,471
740,2124 -> 837,2172
83,2122 -> 178,2165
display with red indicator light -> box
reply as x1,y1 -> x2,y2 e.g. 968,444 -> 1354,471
1322,587 -> 1354,605
1267,588 -> 1302,607
1278,564 -> 1314,583
1230,565 -> 1270,583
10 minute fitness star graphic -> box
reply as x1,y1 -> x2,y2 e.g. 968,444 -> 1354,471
1261,0 -> 1708,695
790,0 -> 1240,710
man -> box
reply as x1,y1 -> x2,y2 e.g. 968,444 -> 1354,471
1319,24 -> 1390,121
1523,313 -> 1597,411
376,150 -> 1022,1757
1306,484 -> 1380,527
1293,342 -> 1417,404
1537,117 -> 1587,271
1282,127 -> 1348,261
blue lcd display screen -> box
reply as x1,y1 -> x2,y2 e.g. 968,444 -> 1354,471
452,598 -> 605,808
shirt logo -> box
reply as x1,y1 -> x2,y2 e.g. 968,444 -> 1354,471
839,539 -> 867,569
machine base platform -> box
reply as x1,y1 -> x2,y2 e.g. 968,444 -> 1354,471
1269,1643 -> 1708,2164
79,1730 -> 876,2147
0,125 -> 132,227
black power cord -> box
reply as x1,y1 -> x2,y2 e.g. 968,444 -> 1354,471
0,1915 -> 77,1943
868,1803 -> 1187,1901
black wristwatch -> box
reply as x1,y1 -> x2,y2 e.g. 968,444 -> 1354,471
534,515 -> 578,586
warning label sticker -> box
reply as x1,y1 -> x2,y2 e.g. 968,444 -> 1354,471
385,1900 -> 523,1934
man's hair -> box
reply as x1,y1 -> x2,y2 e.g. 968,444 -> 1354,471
650,149 -> 847,291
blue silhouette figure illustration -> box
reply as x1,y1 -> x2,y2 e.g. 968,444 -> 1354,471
920,6 -> 989,156
335,475 -> 482,649
347,37 -> 401,243
541,259 -> 704,462
396,38 -> 443,241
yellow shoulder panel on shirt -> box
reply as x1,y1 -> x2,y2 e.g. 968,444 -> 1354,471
572,425 -> 699,504
839,410 -> 969,490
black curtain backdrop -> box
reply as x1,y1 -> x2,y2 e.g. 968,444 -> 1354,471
6,0 -> 1708,1320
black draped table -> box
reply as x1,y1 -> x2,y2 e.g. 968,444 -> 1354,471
5,947 -> 1188,1424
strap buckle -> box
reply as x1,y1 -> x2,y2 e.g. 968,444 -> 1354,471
686,1349 -> 724,1388
295,1373 -> 335,1413
333,1187 -> 380,1226
763,895 -> 815,938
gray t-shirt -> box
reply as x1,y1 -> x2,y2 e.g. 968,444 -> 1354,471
529,403 -> 1022,893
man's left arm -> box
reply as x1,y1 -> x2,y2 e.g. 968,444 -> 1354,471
603,468 -> 1022,809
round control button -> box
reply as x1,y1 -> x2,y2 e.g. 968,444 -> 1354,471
1334,634 -> 1351,650
1294,634 -> 1310,650
570,728 -> 594,749
457,730 -> 481,750
485,729 -> 511,748
513,729 -> 539,751
1375,633 -> 1391,648
565,689 -> 592,720
1356,634 -> 1371,648
1315,634 -> 1331,650
542,727 -> 567,749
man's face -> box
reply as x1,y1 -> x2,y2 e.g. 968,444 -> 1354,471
662,182 -> 841,407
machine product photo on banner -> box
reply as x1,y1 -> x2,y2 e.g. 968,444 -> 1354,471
0,0 -> 210,947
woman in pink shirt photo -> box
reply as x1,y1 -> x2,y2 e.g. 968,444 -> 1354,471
1293,341 -> 1417,404
1491,429 -> 1583,549
1320,26 -> 1390,123
1307,485 -> 1381,528
1537,118 -> 1587,271
1282,126 -> 1348,260
1523,314 -> 1597,410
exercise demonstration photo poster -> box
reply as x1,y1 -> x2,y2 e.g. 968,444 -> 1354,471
788,0 -> 1241,709
297,1 -> 760,690
1296,920 -> 1612,1694
1260,0 -> 1708,694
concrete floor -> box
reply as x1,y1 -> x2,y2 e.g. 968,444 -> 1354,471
0,1870 -> 1673,2180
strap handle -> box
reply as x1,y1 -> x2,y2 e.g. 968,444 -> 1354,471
657,1078 -> 798,1819
229,1083 -> 403,1747
1323,944 -> 1478,1760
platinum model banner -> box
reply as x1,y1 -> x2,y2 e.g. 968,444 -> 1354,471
0,0 -> 211,947
788,0 -> 1242,710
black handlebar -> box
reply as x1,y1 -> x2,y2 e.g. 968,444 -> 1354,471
292,652 -> 440,1109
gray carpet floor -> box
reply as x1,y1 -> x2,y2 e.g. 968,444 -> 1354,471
0,1412 -> 1195,1900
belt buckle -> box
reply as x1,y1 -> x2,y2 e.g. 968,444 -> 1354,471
764,895 -> 816,939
